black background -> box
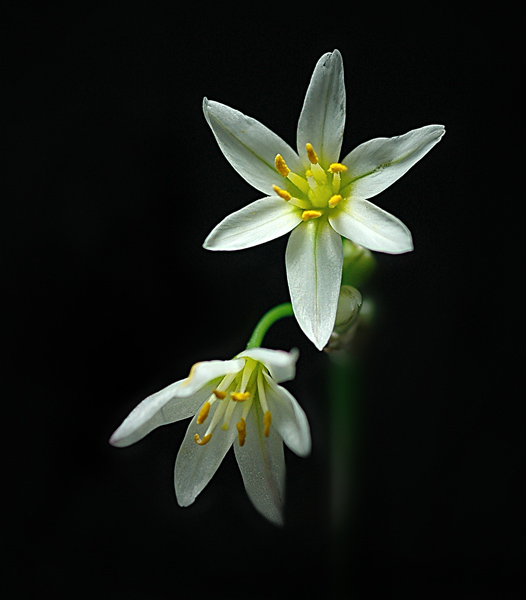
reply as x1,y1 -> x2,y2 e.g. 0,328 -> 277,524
3,4 -> 520,599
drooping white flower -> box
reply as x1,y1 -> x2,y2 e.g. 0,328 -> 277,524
110,347 -> 310,525
202,50 -> 445,350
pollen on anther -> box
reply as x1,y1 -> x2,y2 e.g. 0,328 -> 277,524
213,389 -> 226,399
236,418 -> 246,446
306,143 -> 319,165
263,411 -> 272,437
197,401 -> 211,425
328,194 -> 343,208
301,210 -> 323,221
194,433 -> 212,446
275,154 -> 290,177
272,185 -> 292,201
329,163 -> 347,173
231,391 -> 250,402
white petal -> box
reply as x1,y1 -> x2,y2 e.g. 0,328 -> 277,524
238,347 -> 299,384
285,218 -> 343,350
263,373 -> 311,457
297,50 -> 346,168
234,406 -> 285,525
203,98 -> 303,195
341,125 -> 445,199
175,401 -> 241,507
175,358 -> 245,397
203,197 -> 302,251
329,196 -> 413,254
109,381 -> 212,448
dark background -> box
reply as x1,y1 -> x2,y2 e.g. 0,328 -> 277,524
3,4 -> 520,599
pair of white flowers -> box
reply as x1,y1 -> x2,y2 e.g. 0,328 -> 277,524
111,50 -> 444,523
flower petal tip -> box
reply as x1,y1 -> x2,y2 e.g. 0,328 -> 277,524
314,338 -> 330,352
306,329 -> 333,352
108,431 -> 123,447
270,513 -> 285,527
175,487 -> 197,509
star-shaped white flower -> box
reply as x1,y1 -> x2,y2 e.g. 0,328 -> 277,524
203,50 -> 445,349
110,347 -> 310,525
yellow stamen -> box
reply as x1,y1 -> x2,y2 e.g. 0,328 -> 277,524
263,411 -> 272,437
306,143 -> 319,164
328,194 -> 343,208
301,210 -> 323,221
231,391 -> 250,402
275,154 -> 290,177
236,418 -> 246,446
272,185 -> 292,201
213,389 -> 226,399
329,163 -> 347,173
194,433 -> 212,445
197,401 -> 211,425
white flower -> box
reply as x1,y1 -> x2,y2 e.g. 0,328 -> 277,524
110,347 -> 310,525
202,50 -> 445,350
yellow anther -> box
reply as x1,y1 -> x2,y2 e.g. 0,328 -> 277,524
236,418 -> 247,446
329,163 -> 347,173
194,433 -> 212,446
305,169 -> 313,178
213,389 -> 226,399
306,143 -> 319,165
301,210 -> 323,221
328,194 -> 343,208
272,185 -> 292,201
231,391 -> 250,402
263,411 -> 272,437
275,154 -> 290,177
197,401 -> 211,425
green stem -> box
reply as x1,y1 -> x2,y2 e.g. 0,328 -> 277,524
246,302 -> 294,349
329,352 -> 362,596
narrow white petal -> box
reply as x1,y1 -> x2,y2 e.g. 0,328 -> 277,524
175,358 -> 245,397
175,402 -> 241,507
234,406 -> 285,525
297,50 -> 346,168
285,218 -> 343,350
238,347 -> 299,384
203,197 -> 302,251
263,373 -> 311,457
203,98 -> 303,195
329,196 -> 413,254
109,382 -> 212,448
341,125 -> 445,199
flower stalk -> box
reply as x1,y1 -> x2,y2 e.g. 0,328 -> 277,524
246,302 -> 295,349
328,350 -> 363,595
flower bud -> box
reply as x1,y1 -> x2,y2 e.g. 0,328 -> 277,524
333,285 -> 363,335
325,285 -> 365,355
341,239 -> 376,289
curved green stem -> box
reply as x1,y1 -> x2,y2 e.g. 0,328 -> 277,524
246,302 -> 294,349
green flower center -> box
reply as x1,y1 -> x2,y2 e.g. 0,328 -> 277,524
273,143 -> 348,221
194,358 -> 272,448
